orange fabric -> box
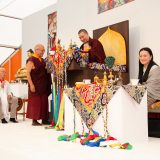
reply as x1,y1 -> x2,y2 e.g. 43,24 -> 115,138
3,62 -> 9,81
32,53 -> 42,62
2,48 -> 22,81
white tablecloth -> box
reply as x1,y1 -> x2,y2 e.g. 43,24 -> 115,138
10,83 -> 28,99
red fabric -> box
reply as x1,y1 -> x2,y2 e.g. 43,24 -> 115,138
106,136 -> 117,140
26,94 -> 49,120
26,56 -> 51,97
26,56 -> 51,120
80,134 -> 98,144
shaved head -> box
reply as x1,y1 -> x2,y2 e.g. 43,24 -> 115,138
34,44 -> 45,58
34,44 -> 45,51
78,29 -> 89,43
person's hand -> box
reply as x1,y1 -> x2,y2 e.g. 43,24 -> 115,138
80,49 -> 84,52
80,49 -> 88,53
30,84 -> 35,92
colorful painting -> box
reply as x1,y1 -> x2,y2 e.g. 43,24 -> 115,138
48,12 -> 57,53
93,20 -> 129,75
98,0 -> 134,14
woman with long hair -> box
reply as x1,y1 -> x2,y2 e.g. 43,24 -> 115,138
138,47 -> 160,107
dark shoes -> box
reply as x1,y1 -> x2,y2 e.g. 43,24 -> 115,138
32,120 -> 50,126
1,118 -> 18,123
1,118 -> 8,123
10,118 -> 18,123
32,120 -> 42,126
42,120 -> 51,125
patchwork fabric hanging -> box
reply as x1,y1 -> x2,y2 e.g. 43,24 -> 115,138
69,84 -> 116,129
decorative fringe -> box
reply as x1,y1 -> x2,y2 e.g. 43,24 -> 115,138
57,129 -> 132,149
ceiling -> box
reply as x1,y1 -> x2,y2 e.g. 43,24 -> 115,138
0,0 -> 57,64
0,0 -> 57,19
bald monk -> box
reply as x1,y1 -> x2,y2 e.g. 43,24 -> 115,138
78,29 -> 106,63
26,44 -> 51,126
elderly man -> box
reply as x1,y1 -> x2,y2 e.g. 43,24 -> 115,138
26,44 -> 51,126
0,67 -> 18,123
78,29 -> 106,63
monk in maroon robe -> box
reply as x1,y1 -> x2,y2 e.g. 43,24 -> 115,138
78,29 -> 106,63
26,44 -> 51,126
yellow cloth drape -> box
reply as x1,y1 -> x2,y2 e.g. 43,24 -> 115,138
99,27 -> 126,65
55,93 -> 64,130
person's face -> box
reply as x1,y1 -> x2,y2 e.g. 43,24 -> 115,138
35,46 -> 45,58
78,32 -> 89,43
48,17 -> 52,25
0,68 -> 6,80
27,52 -> 33,57
139,50 -> 152,66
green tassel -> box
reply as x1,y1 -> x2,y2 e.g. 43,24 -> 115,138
57,135 -> 69,141
126,144 -> 133,150
70,132 -> 80,141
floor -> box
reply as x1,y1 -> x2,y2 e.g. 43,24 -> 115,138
0,117 -> 160,160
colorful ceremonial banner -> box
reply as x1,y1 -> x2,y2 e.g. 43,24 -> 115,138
98,0 -> 134,14
66,85 -> 146,129
67,84 -> 117,129
57,85 -> 146,149
48,12 -> 57,53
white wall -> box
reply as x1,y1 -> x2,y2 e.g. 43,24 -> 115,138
22,4 -> 57,65
22,0 -> 160,78
56,0 -> 89,47
87,0 -> 160,78
22,0 -> 88,65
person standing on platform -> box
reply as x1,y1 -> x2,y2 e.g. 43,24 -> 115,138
0,67 -> 18,123
26,44 -> 51,126
78,29 -> 106,63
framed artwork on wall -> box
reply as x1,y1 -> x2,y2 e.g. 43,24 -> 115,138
98,0 -> 134,14
48,11 -> 57,53
93,20 -> 129,84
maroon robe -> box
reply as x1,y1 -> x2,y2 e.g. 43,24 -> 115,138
26,56 -> 51,120
80,37 -> 106,63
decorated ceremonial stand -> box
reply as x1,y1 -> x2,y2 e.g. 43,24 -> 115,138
67,60 -> 94,87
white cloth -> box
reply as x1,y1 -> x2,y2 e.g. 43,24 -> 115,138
0,80 -> 14,121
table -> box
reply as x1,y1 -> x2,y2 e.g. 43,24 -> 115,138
64,85 -> 148,144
